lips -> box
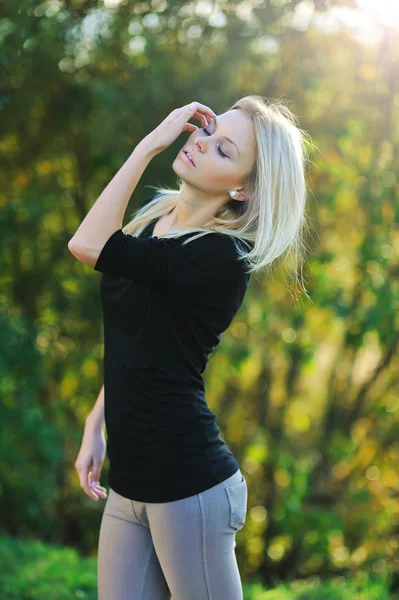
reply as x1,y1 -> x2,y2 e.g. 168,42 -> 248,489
183,148 -> 196,166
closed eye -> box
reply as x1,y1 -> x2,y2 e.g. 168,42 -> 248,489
202,127 -> 229,159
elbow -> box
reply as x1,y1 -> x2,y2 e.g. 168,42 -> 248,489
68,239 -> 80,257
68,239 -> 88,261
68,239 -> 98,268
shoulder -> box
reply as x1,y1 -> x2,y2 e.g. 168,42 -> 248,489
185,231 -> 236,253
186,231 -> 251,262
161,231 -> 238,263
153,230 -> 251,268
177,231 -> 251,281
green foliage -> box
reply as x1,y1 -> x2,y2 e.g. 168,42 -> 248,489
0,535 -> 97,599
0,312 -> 64,538
243,570 -> 395,599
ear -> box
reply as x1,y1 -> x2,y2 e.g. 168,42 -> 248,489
233,188 -> 250,202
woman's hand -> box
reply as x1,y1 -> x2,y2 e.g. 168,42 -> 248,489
140,101 -> 217,157
75,422 -> 108,502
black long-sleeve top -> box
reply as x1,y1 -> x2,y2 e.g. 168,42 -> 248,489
93,196 -> 252,502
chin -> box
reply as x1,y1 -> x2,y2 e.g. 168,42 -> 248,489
172,158 -> 192,178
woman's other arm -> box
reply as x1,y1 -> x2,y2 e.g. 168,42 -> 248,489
85,384 -> 105,433
74,385 -> 107,501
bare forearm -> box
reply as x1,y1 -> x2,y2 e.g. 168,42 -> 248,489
85,385 -> 105,433
68,140 -> 156,253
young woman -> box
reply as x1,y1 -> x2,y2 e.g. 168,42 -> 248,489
70,95 -> 311,600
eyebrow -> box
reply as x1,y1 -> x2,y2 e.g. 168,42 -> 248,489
212,116 -> 240,156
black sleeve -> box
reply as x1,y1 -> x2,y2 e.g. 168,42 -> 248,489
93,229 -> 242,288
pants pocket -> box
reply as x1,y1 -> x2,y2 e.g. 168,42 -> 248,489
225,475 -> 247,531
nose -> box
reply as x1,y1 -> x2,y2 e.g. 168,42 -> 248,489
194,137 -> 204,152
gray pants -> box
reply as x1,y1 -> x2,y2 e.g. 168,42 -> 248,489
97,468 -> 247,599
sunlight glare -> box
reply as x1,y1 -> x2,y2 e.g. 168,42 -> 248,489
356,0 -> 399,30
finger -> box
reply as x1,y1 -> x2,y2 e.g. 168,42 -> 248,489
90,488 -> 100,500
77,463 -> 91,495
90,462 -> 103,485
93,485 -> 107,497
192,111 -> 208,127
93,482 -> 107,491
85,469 -> 100,500
170,104 -> 209,129
91,479 -> 107,493
89,471 -> 107,497
179,103 -> 206,129
80,472 -> 99,500
182,124 -> 199,133
188,102 -> 216,121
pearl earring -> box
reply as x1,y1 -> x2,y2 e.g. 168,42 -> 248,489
229,190 -> 237,198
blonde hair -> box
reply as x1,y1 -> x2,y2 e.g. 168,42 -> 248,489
124,95 -> 316,300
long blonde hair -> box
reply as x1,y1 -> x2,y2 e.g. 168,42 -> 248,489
124,95 -> 316,299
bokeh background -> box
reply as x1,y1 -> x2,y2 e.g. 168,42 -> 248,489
1,0 -> 399,598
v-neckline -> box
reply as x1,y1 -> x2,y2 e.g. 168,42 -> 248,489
144,216 -> 194,238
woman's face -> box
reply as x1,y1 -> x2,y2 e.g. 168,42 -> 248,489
173,109 -> 256,199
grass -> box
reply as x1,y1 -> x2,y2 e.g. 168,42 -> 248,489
0,534 -> 97,599
0,534 -> 396,599
242,569 -> 398,599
